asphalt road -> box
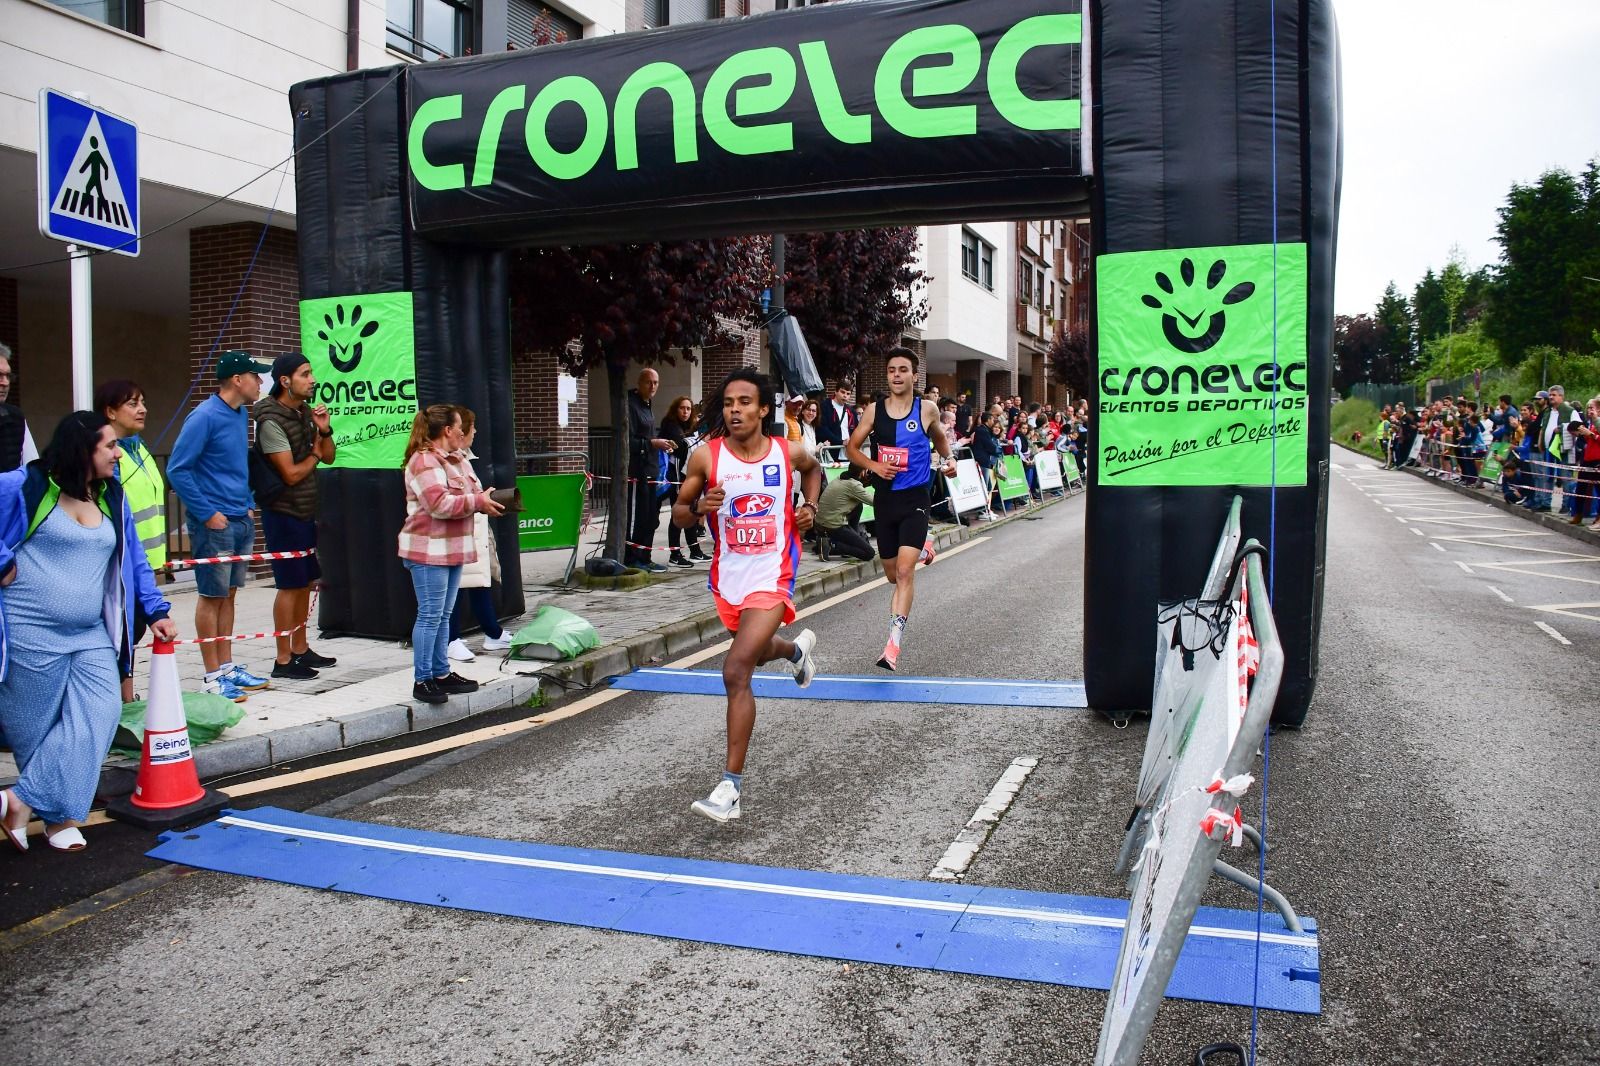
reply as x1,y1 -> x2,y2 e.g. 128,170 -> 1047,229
2,468 -> 1596,1065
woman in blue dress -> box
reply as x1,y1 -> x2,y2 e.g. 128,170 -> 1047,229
0,412 -> 175,853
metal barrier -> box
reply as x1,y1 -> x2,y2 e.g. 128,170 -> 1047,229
1096,538 -> 1296,1066
513,450 -> 590,583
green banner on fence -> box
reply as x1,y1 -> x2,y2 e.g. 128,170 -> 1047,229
298,291 -> 417,469
1480,442 -> 1510,482
515,473 -> 586,552
1095,243 -> 1309,487
998,454 -> 1031,502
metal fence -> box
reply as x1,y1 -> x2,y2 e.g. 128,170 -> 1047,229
1348,381 -> 1417,409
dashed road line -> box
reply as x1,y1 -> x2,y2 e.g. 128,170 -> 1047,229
1535,621 -> 1573,646
929,756 -> 1039,881
1454,560 -> 1473,573
1488,586 -> 1513,603
1431,543 -> 1447,553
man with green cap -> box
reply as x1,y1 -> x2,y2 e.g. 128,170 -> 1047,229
167,350 -> 274,703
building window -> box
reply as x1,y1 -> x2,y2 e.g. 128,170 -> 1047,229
1019,259 -> 1033,305
650,0 -> 717,26
1036,268 -> 1046,309
42,0 -> 144,35
961,229 -> 994,292
508,0 -> 581,45
389,0 -> 476,60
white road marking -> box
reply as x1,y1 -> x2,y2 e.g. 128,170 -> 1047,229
1526,602 -> 1600,624
1535,621 -> 1573,646
1411,528 -> 1426,537
1382,507 -> 1392,513
1455,560 -> 1473,573
1431,543 -> 1446,553
1488,586 -> 1513,603
930,756 -> 1038,881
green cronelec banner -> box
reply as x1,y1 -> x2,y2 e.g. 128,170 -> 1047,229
298,292 -> 418,469
1096,243 -> 1309,487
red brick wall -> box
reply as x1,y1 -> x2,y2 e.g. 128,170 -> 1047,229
188,222 -> 300,410
0,276 -> 17,404
701,328 -> 761,396
511,344 -> 589,473
855,334 -> 927,404
186,222 -> 298,562
985,368 -> 1016,409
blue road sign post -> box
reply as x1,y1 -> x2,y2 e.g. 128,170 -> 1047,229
37,89 -> 140,409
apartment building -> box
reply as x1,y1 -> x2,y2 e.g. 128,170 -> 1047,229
0,0 -> 626,447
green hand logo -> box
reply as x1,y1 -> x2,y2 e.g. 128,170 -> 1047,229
315,302 -> 381,373
1140,257 -> 1255,353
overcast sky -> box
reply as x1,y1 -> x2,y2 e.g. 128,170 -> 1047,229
1333,0 -> 1600,316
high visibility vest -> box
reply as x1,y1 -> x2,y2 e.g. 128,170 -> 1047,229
118,437 -> 168,571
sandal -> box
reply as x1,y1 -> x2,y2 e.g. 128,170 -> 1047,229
43,825 -> 86,852
1,789 -> 28,852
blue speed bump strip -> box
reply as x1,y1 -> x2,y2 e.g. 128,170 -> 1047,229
150,807 -> 1319,1014
610,668 -> 1090,708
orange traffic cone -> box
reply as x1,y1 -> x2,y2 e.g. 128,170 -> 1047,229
106,640 -> 229,829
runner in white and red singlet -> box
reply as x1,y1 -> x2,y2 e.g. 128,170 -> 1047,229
672,368 -> 823,824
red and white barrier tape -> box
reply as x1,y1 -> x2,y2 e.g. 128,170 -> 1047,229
164,549 -> 316,570
1199,805 -> 1246,848
141,591 -> 318,649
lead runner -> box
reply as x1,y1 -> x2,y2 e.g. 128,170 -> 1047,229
673,368 -> 823,823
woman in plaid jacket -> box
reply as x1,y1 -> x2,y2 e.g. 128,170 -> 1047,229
398,404 -> 505,705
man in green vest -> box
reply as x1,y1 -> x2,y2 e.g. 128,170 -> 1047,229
97,377 -> 168,702
254,353 -> 337,680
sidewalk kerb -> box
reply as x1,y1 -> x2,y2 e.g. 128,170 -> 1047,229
340,704 -> 413,748
269,720 -> 343,764
192,734 -> 272,779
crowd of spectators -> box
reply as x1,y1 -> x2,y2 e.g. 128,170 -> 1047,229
622,374 -> 1093,567
1375,386 -> 1600,526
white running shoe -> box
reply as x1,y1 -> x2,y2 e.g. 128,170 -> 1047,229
791,628 -> 818,688
480,632 -> 512,652
691,779 -> 742,823
447,638 -> 476,662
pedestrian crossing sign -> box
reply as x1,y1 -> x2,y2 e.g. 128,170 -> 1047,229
37,89 -> 140,256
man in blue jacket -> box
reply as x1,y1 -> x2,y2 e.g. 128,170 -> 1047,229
166,351 -> 273,703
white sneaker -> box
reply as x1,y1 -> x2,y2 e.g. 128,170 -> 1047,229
691,779 -> 741,823
447,638 -> 476,662
480,633 -> 512,652
790,628 -> 818,688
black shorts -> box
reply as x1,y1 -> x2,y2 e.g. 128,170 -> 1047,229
261,510 -> 322,590
873,486 -> 931,560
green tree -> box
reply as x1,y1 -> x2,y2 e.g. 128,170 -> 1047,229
1373,282 -> 1414,381
1413,320 -> 1499,387
1413,269 -> 1448,345
1484,165 -> 1596,363
780,228 -> 930,386
1333,313 -> 1385,392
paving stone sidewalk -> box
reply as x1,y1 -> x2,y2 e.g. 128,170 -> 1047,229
1,495 -> 1064,788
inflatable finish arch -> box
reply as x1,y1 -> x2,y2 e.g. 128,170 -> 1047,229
290,0 -> 1339,726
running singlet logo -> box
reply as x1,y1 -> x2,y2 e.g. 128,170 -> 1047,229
727,493 -> 779,555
